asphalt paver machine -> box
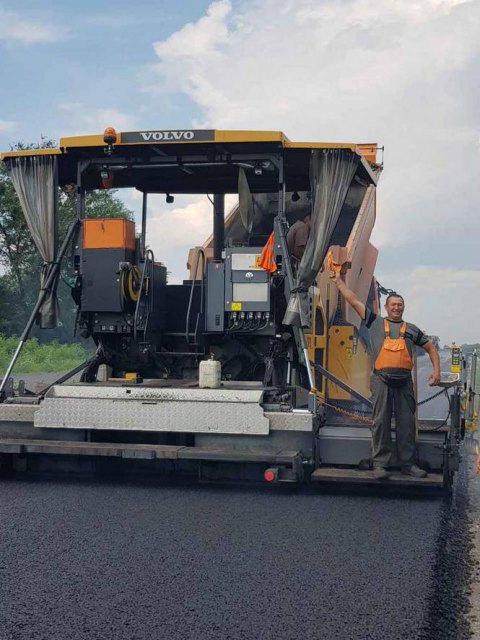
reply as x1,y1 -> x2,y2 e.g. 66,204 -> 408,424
0,129 -> 467,489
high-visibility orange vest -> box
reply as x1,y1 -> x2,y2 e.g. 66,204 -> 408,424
374,320 -> 413,371
258,232 -> 277,273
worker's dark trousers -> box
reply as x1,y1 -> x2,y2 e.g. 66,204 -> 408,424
370,373 -> 417,468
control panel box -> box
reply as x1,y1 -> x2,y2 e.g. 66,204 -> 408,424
224,247 -> 270,313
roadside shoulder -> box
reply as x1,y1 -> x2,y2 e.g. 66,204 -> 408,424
468,455 -> 480,638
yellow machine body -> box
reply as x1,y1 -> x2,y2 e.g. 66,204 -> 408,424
326,326 -> 371,400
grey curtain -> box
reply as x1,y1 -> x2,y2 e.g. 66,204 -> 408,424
9,155 -> 59,329
238,168 -> 254,233
283,149 -> 360,327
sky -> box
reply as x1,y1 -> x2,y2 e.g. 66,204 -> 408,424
0,0 -> 479,343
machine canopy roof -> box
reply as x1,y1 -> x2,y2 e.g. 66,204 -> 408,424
0,129 -> 380,193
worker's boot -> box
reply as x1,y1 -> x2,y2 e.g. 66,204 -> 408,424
371,466 -> 389,480
401,464 -> 427,478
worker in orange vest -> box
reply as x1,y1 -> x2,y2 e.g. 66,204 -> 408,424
330,269 -> 440,479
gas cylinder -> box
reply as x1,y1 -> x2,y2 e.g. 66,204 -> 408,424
199,354 -> 221,388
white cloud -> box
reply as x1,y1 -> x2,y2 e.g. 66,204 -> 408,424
0,8 -> 62,44
148,196 -> 213,251
150,0 -> 480,246
154,1 -> 230,59
58,104 -> 137,134
378,266 -> 480,343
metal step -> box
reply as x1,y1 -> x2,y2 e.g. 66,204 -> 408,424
0,438 -> 301,466
311,467 -> 444,488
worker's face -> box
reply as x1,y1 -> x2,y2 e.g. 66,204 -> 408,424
304,215 -> 311,229
385,296 -> 404,321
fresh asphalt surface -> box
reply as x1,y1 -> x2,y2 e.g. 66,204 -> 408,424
0,471 -> 476,640
0,362 -> 477,640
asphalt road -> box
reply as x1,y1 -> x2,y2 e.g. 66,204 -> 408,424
0,470 -> 476,640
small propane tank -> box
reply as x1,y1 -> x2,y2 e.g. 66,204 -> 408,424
199,354 -> 221,389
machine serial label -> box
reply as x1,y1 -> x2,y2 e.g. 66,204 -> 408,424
231,302 -> 242,311
122,130 -> 215,143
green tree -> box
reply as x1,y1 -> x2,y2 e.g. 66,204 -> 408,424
0,140 -> 134,340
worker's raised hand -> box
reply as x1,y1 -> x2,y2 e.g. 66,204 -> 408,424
329,269 -> 342,286
428,370 -> 441,386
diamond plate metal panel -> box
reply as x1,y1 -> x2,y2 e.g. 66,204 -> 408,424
35,387 -> 269,434
0,404 -> 38,423
47,385 -> 263,403
266,411 -> 313,432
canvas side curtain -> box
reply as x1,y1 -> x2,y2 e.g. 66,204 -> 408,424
283,148 -> 360,327
9,155 -> 59,329
238,167 -> 254,233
